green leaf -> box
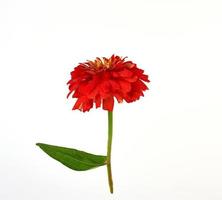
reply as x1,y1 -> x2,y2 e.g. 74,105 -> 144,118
36,143 -> 107,171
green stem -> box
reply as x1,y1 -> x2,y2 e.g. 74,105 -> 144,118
107,111 -> 113,193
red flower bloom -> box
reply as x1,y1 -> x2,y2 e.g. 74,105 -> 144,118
67,55 -> 150,112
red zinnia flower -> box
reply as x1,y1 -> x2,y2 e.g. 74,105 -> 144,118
67,55 -> 150,112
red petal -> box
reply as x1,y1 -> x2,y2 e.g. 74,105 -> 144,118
118,80 -> 131,93
72,89 -> 81,98
109,80 -> 120,91
95,94 -> 101,108
78,78 -> 96,95
114,92 -> 123,103
99,81 -> 111,98
88,85 -> 99,98
140,74 -> 149,82
124,75 -> 138,82
103,97 -> 114,111
72,97 -> 85,110
67,90 -> 73,98
123,61 -> 136,69
137,79 -> 148,90
82,99 -> 93,112
118,68 -> 133,77
67,82 -> 79,98
70,66 -> 85,79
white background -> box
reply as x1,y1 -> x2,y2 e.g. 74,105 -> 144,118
0,0 -> 222,199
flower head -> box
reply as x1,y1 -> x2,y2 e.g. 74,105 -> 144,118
67,55 -> 150,112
